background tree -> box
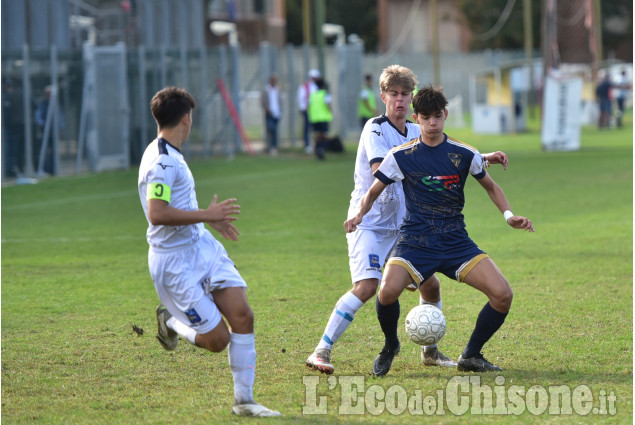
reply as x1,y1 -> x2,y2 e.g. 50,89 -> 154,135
285,0 -> 378,51
459,0 -> 632,61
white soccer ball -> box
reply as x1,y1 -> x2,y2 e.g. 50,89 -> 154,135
404,304 -> 447,345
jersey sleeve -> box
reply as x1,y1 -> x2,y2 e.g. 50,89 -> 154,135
374,149 -> 403,184
362,122 -> 393,167
470,150 -> 487,180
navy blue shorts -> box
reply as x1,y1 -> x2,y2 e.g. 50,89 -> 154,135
387,228 -> 488,285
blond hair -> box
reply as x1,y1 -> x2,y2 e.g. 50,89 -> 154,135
379,65 -> 418,93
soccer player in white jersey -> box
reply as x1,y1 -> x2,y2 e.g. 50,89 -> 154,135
306,65 -> 509,376
345,85 -> 534,374
138,87 -> 280,417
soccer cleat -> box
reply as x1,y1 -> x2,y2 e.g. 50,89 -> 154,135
232,402 -> 281,417
421,346 -> 457,367
305,348 -> 334,375
155,305 -> 178,351
372,343 -> 400,376
457,353 -> 503,372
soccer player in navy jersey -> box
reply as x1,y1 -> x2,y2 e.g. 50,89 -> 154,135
306,66 -> 510,376
344,84 -> 534,374
138,87 -> 280,417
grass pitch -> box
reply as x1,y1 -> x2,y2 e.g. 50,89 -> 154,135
2,119 -> 632,424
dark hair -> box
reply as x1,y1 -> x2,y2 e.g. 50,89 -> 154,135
150,87 -> 195,129
412,84 -> 448,116
315,78 -> 327,90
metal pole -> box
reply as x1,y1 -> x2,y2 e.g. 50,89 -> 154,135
315,0 -> 326,75
523,0 -> 535,118
430,0 -> 440,85
22,44 -> 34,177
51,44 -> 60,175
302,0 -> 311,45
231,43 -> 242,153
138,45 -> 148,156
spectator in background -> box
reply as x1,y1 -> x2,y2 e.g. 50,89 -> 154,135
297,69 -> 320,154
595,73 -> 612,129
614,69 -> 631,129
3,79 -> 26,177
261,74 -> 281,156
2,79 -> 18,177
35,86 -> 64,175
308,78 -> 332,161
358,74 -> 378,129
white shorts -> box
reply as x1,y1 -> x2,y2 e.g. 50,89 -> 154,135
148,231 -> 247,334
346,228 -> 399,284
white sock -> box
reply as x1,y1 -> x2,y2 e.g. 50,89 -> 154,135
166,316 -> 198,345
420,297 -> 442,351
317,292 -> 364,350
228,332 -> 256,405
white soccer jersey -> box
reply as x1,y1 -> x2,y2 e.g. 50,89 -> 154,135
138,138 -> 206,249
347,115 -> 421,232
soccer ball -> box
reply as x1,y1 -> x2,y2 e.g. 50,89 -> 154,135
404,304 -> 446,345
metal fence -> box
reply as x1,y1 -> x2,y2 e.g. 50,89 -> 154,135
1,42 -> 527,182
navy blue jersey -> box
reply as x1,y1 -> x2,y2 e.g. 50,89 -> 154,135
374,134 -> 487,235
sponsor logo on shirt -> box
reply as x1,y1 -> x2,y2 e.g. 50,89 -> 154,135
421,175 -> 460,191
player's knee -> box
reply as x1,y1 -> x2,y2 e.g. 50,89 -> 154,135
377,286 -> 399,305
229,306 -> 254,334
352,280 -> 378,302
420,275 -> 440,300
492,286 -> 513,312
199,331 -> 230,353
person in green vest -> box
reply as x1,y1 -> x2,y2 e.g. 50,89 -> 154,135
358,74 -> 378,129
308,78 -> 333,160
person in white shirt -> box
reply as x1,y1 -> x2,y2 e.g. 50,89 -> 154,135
138,86 -> 280,417
614,69 -> 631,128
261,74 -> 281,156
297,69 -> 320,154
306,65 -> 509,376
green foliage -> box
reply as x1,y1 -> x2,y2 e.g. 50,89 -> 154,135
1,117 -> 632,424
285,0 -> 378,51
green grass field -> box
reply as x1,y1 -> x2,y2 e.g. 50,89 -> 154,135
2,118 -> 632,424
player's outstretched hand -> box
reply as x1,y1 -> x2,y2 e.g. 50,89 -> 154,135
484,151 -> 509,170
344,217 -> 362,233
208,220 -> 240,241
507,215 -> 534,232
206,194 -> 240,223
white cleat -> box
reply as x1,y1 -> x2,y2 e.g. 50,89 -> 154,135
231,402 -> 281,417
305,348 -> 334,375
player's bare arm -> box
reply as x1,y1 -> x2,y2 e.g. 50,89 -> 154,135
482,151 -> 509,170
344,179 -> 388,232
476,173 -> 534,232
148,194 -> 240,227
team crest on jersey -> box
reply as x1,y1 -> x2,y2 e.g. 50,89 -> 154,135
448,153 -> 462,168
368,254 -> 380,268
185,308 -> 202,324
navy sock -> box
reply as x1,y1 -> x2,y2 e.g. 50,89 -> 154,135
463,302 -> 507,358
376,297 -> 400,349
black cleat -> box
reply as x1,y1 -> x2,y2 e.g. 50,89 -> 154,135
372,343 -> 400,376
457,353 -> 502,372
